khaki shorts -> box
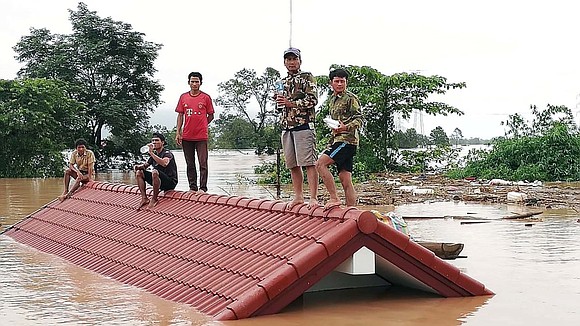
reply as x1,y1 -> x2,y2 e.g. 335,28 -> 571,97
282,129 -> 316,168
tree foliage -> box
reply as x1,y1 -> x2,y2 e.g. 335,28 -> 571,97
211,114 -> 256,149
0,78 -> 84,177
430,126 -> 450,146
501,104 -> 576,138
393,128 -> 429,149
215,67 -> 281,154
449,104 -> 580,181
13,2 -> 164,150
450,127 -> 463,146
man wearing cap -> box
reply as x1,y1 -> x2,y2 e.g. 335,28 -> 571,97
133,132 -> 178,208
276,47 -> 319,209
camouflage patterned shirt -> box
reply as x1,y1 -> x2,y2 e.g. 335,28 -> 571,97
326,90 -> 363,146
279,70 -> 318,130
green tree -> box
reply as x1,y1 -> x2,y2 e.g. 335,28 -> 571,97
13,2 -> 163,151
215,67 -> 281,154
450,127 -> 463,146
0,79 -> 84,177
393,128 -> 430,149
212,114 -> 256,149
449,104 -> 580,181
430,126 -> 450,146
317,66 -> 465,172
501,104 -> 576,138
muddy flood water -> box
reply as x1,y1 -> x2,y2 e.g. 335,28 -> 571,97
1,150 -> 579,325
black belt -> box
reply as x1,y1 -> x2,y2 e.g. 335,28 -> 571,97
286,123 -> 310,132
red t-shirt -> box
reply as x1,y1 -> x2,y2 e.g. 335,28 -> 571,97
175,91 -> 215,141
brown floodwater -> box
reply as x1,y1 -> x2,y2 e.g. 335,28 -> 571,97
1,150 -> 579,325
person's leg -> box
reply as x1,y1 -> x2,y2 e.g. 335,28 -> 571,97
197,141 -> 209,192
289,166 -> 305,208
61,168 -> 72,195
136,170 -> 150,208
67,176 -> 84,197
182,140 -> 198,191
339,170 -> 356,207
149,169 -> 161,207
158,170 -> 177,192
305,165 -> 319,207
59,169 -> 77,201
281,131 -> 303,208
316,154 -> 341,208
294,130 -> 319,207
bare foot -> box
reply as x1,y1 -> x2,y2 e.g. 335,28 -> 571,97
307,200 -> 320,209
286,199 -> 304,211
148,198 -> 158,208
58,194 -> 69,202
324,201 -> 342,211
138,198 -> 150,209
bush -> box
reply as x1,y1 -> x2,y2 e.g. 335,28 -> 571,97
449,124 -> 580,181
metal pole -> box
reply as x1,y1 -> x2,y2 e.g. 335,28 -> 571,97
289,0 -> 293,47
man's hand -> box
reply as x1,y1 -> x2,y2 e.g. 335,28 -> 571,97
276,94 -> 293,108
175,133 -> 182,146
332,121 -> 347,135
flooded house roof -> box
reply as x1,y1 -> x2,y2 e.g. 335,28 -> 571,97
2,181 -> 492,320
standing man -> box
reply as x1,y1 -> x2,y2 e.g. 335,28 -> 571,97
134,132 -> 178,208
59,138 -> 95,201
276,47 -> 319,209
316,69 -> 363,209
175,72 -> 215,193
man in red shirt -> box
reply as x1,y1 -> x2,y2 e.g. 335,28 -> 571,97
175,72 -> 215,193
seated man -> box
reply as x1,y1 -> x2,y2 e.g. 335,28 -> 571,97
59,139 -> 95,201
133,132 -> 178,208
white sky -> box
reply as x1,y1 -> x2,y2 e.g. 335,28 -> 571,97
2,0 -> 580,139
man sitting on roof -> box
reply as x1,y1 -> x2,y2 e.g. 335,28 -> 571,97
133,132 -> 178,208
58,138 -> 95,201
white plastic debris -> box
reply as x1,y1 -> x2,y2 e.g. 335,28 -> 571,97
507,191 -> 528,202
399,185 -> 418,193
413,188 -> 434,195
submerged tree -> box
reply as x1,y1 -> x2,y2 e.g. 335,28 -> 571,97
13,2 -> 164,150
450,127 -> 464,146
215,67 -> 281,154
448,104 -> 580,181
430,126 -> 450,146
501,104 -> 576,138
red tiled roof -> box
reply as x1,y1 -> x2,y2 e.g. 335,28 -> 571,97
3,181 -> 492,320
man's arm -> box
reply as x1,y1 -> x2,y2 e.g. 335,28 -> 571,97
207,113 -> 214,124
341,96 -> 364,132
175,113 -> 184,145
149,151 -> 171,168
87,152 -> 95,181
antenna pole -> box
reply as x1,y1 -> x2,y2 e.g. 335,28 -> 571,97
289,0 -> 293,47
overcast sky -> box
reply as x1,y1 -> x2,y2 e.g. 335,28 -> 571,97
2,0 -> 580,139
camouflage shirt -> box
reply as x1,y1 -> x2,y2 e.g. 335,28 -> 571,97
279,70 -> 318,130
326,90 -> 363,146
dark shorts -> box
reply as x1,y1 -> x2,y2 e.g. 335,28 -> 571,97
323,142 -> 357,173
144,169 -> 177,191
